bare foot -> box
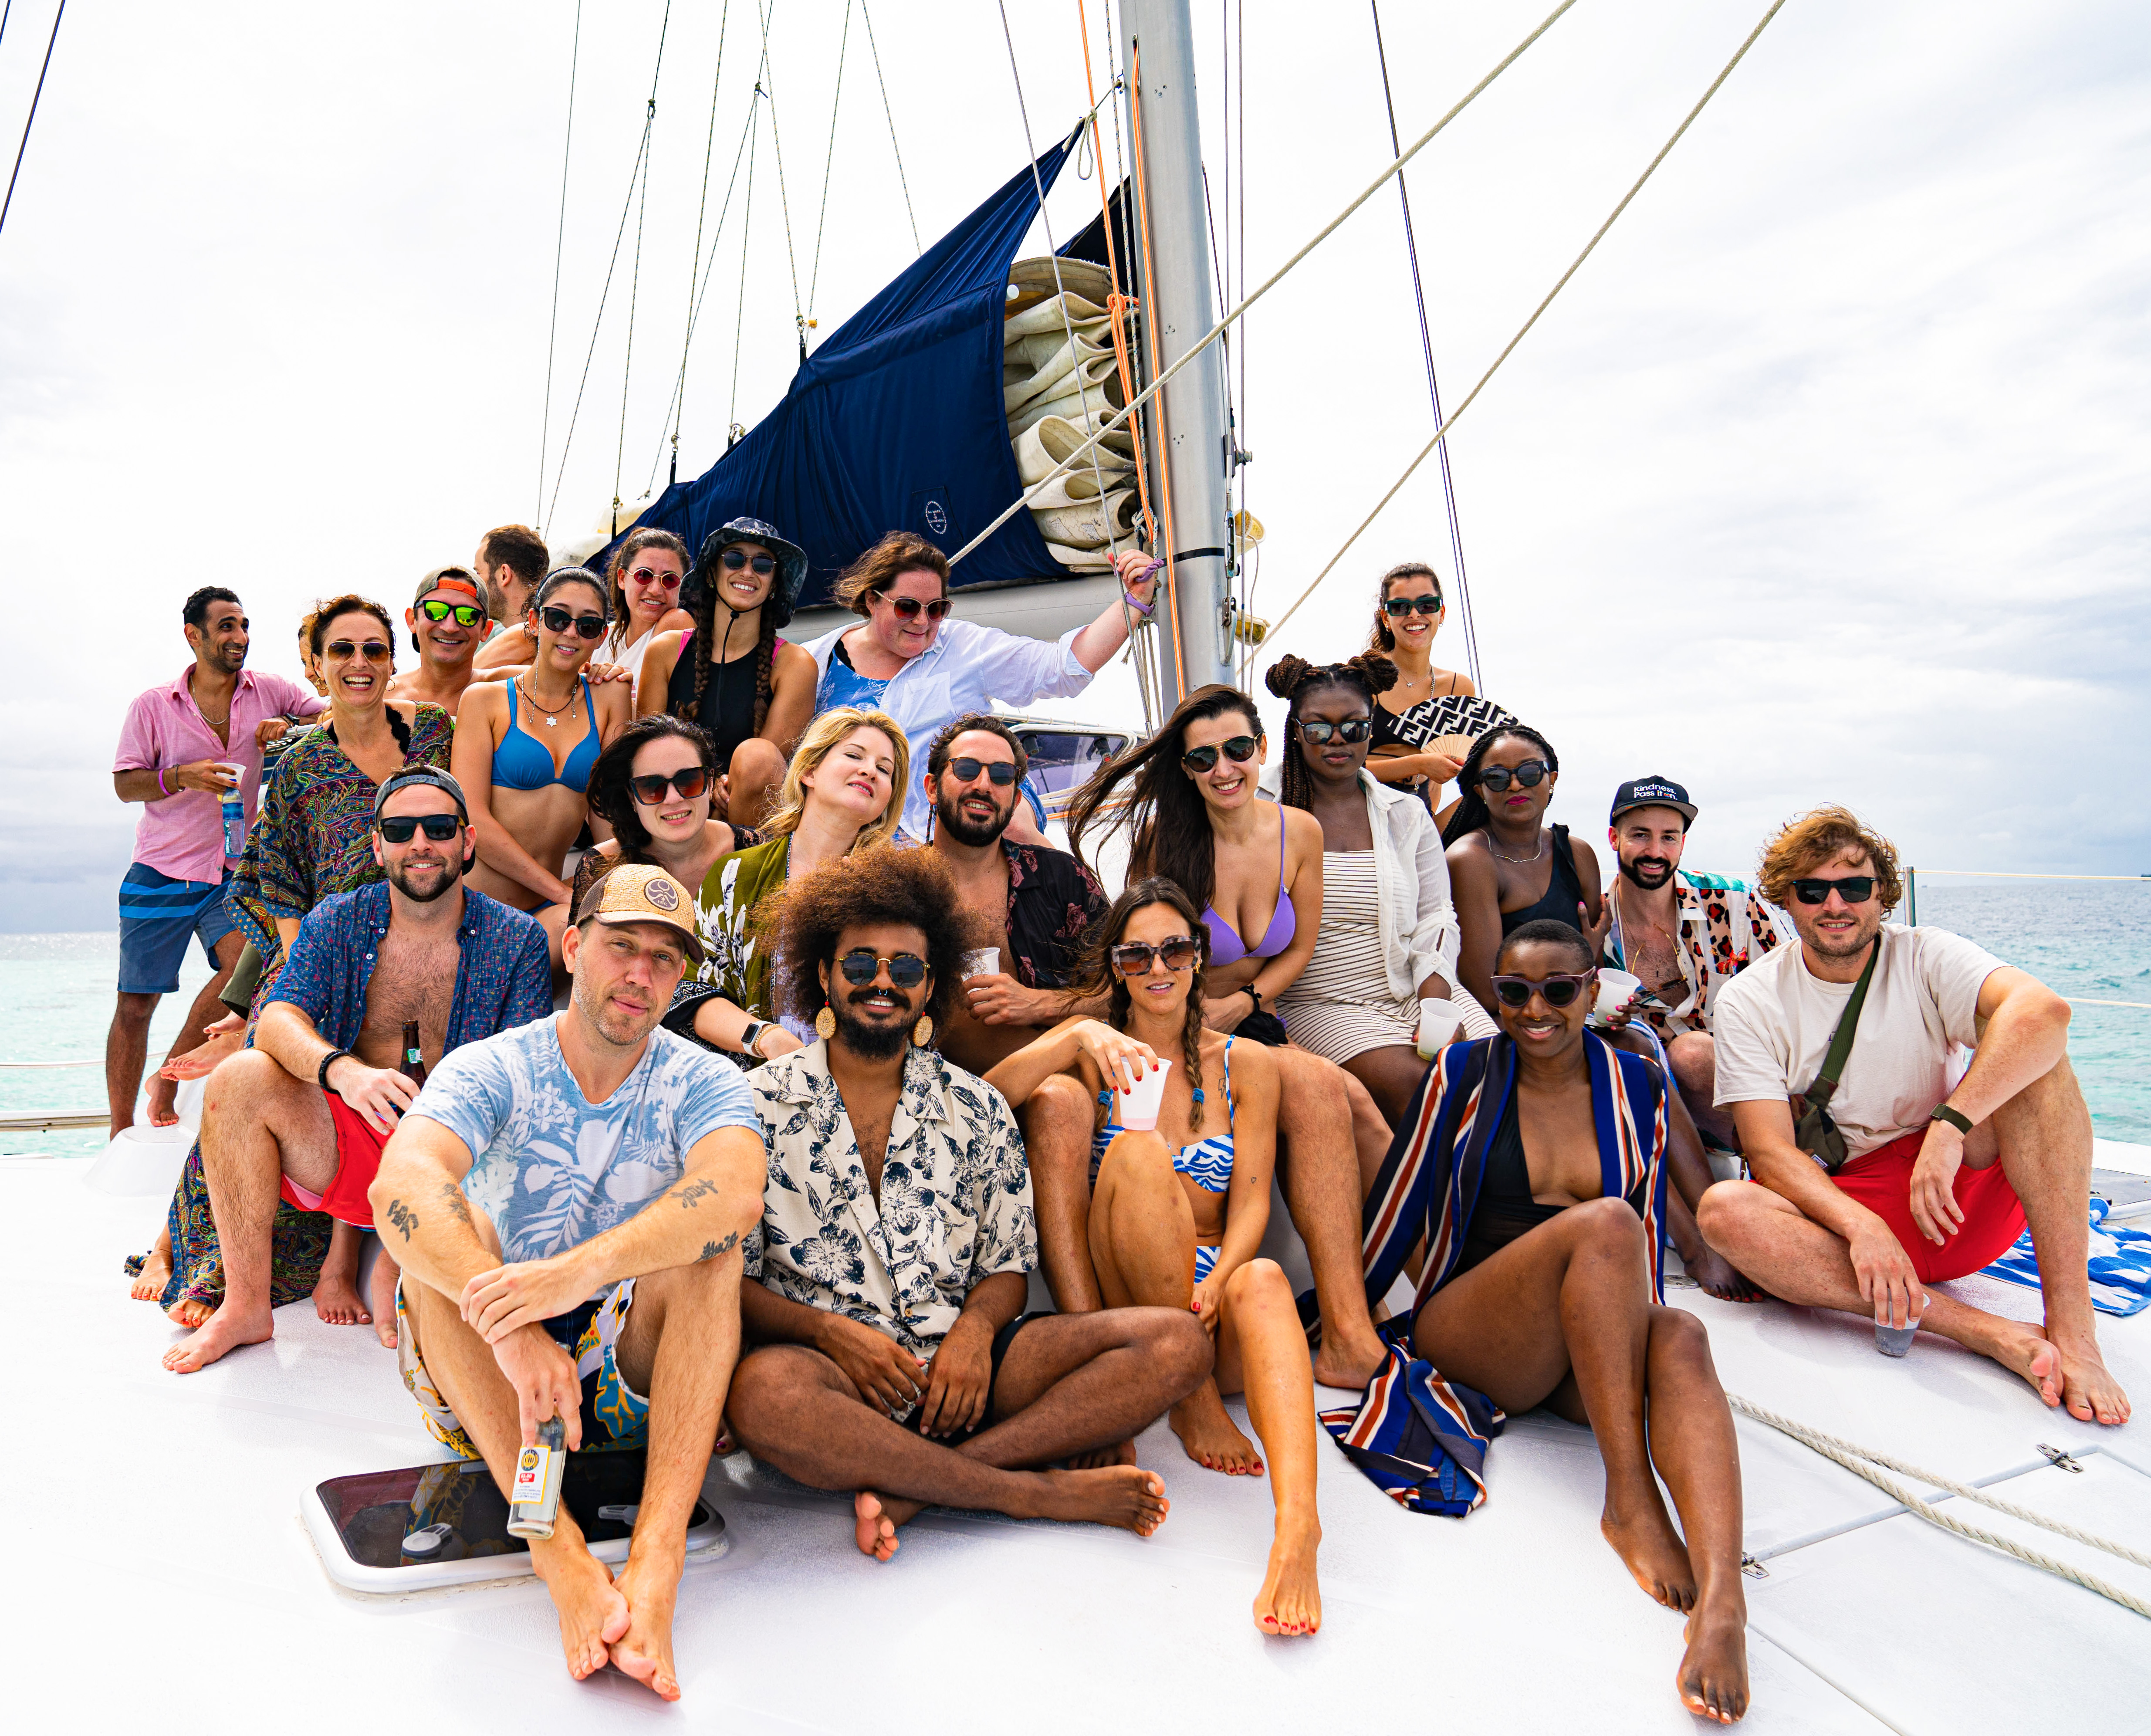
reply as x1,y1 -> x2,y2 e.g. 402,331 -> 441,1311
533,1538 -> 630,1682
1688,1248 -> 1764,1304
1170,1382 -> 1263,1475
1068,1440 -> 1138,1470
368,1247 -> 401,1349
853,1492 -> 901,1561
1602,1498 -> 1695,1611
1678,1601 -> 1751,1724
160,1015 -> 245,1082
163,1305 -> 273,1373
1981,1323 -> 2064,1410
2050,1331 -> 2131,1426
145,1072 -> 181,1128
129,1247 -> 172,1304
166,1295 -> 214,1330
609,1553 -> 684,1701
1312,1322 -> 1388,1390
1034,1465 -> 1171,1535
1252,1513 -> 1323,1637
312,1269 -> 371,1327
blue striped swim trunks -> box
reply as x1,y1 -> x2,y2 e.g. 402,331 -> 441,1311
117,862 -> 237,994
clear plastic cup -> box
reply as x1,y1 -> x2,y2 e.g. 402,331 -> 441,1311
960,947 -> 1001,980
1590,969 -> 1644,1025
1874,1294 -> 1927,1357
1416,999 -> 1464,1059
1113,1057 -> 1172,1133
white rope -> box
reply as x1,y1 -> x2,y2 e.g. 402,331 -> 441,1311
0,1060 -> 98,1069
946,0 -> 1582,567
1729,1394 -> 2151,1619
1266,0 -> 1787,642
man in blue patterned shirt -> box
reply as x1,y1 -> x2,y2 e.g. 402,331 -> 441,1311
165,769 -> 551,1373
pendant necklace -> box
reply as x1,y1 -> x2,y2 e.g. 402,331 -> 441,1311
518,677 -> 574,729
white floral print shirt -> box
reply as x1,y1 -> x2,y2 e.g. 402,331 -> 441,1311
745,1040 -> 1036,1357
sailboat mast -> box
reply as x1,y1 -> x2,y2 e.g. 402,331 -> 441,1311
1119,0 -> 1235,703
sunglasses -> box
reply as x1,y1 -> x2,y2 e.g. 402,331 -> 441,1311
1181,734 -> 1260,773
325,639 -> 392,663
628,767 -> 711,805
1477,759 -> 1551,792
377,813 -> 462,843
1489,972 -> 1591,1009
540,605 -> 608,640
629,565 -> 683,589
1383,593 -> 1444,617
1790,875 -> 1877,906
1110,936 -> 1200,975
1297,719 -> 1372,745
945,757 -> 1019,787
719,549 -> 777,577
418,599 -> 485,627
878,592 -> 952,621
836,949 -> 930,988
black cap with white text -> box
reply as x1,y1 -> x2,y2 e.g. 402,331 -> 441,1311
1609,777 -> 1698,828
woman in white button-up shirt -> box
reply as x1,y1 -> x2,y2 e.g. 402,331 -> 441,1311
801,531 -> 1158,840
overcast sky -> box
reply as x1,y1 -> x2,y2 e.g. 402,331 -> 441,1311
2,0 -> 2145,931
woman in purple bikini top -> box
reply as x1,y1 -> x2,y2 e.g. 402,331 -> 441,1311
1066,682 -> 1323,1046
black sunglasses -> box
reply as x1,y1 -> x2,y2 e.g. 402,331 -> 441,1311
1181,734 -> 1260,773
325,639 -> 392,663
1790,875 -> 1877,906
1489,972 -> 1590,1009
837,949 -> 929,988
417,599 -> 486,627
944,757 -> 1019,787
719,549 -> 777,577
879,592 -> 951,621
1110,936 -> 1201,975
540,605 -> 608,640
1296,719 -> 1372,745
1383,593 -> 1444,617
377,813 -> 462,843
628,767 -> 711,805
1478,760 -> 1551,792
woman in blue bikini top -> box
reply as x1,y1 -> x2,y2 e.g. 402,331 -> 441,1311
986,877 -> 1329,1637
451,567 -> 631,960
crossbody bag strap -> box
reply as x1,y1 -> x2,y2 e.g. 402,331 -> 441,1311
1807,934 -> 1881,1107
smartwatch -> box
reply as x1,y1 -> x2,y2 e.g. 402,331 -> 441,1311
737,1019 -> 771,1059
1929,1103 -> 1974,1136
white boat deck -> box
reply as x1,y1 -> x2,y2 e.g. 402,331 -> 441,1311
12,1144 -> 2151,1735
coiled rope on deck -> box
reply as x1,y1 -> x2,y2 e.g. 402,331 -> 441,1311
1728,1394 -> 2151,1619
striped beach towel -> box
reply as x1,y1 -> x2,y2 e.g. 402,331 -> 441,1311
1320,1032 -> 1669,1514
1981,1197 -> 2151,1318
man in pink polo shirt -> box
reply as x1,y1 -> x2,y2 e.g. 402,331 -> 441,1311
109,587 -> 324,1133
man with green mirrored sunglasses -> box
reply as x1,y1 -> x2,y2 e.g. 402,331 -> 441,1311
391,566 -> 497,716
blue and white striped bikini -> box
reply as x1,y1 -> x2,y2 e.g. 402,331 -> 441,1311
1093,1037 -> 1238,1284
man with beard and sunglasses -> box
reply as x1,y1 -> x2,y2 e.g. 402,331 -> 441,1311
1698,806 -> 2130,1428
724,849 -> 1211,1564
1600,778 -> 1786,1150
920,714 -> 1108,1076
164,771 -> 553,1374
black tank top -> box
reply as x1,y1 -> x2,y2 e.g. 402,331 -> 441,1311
1498,823 -> 1589,938
665,627 -> 760,769
1455,1091 -> 1645,1276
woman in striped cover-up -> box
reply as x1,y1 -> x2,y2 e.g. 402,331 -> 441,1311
1328,917 -> 1751,1725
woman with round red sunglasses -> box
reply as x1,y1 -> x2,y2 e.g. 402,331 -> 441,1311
599,526 -> 697,686
572,714 -> 764,914
452,567 -> 630,962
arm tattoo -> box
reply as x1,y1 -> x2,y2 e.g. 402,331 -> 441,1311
383,1198 -> 420,1241
673,1175 -> 720,1211
437,1181 -> 475,1229
697,1231 -> 739,1262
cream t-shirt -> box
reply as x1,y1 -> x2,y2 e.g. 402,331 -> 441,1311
1712,922 -> 2006,1161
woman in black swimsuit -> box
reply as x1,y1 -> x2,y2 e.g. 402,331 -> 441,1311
1443,724 -> 1610,1019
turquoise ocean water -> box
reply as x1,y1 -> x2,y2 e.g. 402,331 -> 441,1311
2,880 -> 2145,1156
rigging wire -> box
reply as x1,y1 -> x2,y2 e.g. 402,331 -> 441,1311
805,0 -> 851,325
0,0 -> 67,244
1127,44 -> 1188,696
727,99 -> 763,440
1371,0 -> 1481,689
858,1 -> 920,254
950,0 -> 1582,568
665,0 -> 734,491
1266,0 -> 1789,643
536,0 -> 584,528
755,0 -> 808,363
0,1 -> 14,57
613,2 -> 675,535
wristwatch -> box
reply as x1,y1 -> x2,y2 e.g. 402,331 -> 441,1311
737,1019 -> 772,1059
1929,1103 -> 1974,1136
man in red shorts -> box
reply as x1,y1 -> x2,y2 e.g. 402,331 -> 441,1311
1697,805 -> 2128,1426
164,769 -> 552,1373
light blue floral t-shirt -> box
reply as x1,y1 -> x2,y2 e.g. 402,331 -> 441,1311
411,1016 -> 758,1295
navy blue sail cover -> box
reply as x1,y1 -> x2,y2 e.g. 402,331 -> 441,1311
608,135 -> 1086,609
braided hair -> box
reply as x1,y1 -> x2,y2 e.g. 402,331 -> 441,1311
1264,652 -> 1398,812
1074,877 -> 1211,1136
1441,723 -> 1561,847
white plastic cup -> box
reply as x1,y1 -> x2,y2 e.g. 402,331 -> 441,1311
1113,1057 -> 1172,1133
1416,999 -> 1464,1059
1590,969 -> 1644,1025
960,947 -> 1001,980
1874,1293 -> 1928,1358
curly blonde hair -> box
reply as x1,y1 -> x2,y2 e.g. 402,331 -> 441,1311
1757,804 -> 1904,912
761,707 -> 910,849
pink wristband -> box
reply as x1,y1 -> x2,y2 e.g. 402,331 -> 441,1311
157,768 -> 170,797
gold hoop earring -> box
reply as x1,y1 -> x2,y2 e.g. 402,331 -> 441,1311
814,1006 -> 837,1039
911,1015 -> 933,1048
